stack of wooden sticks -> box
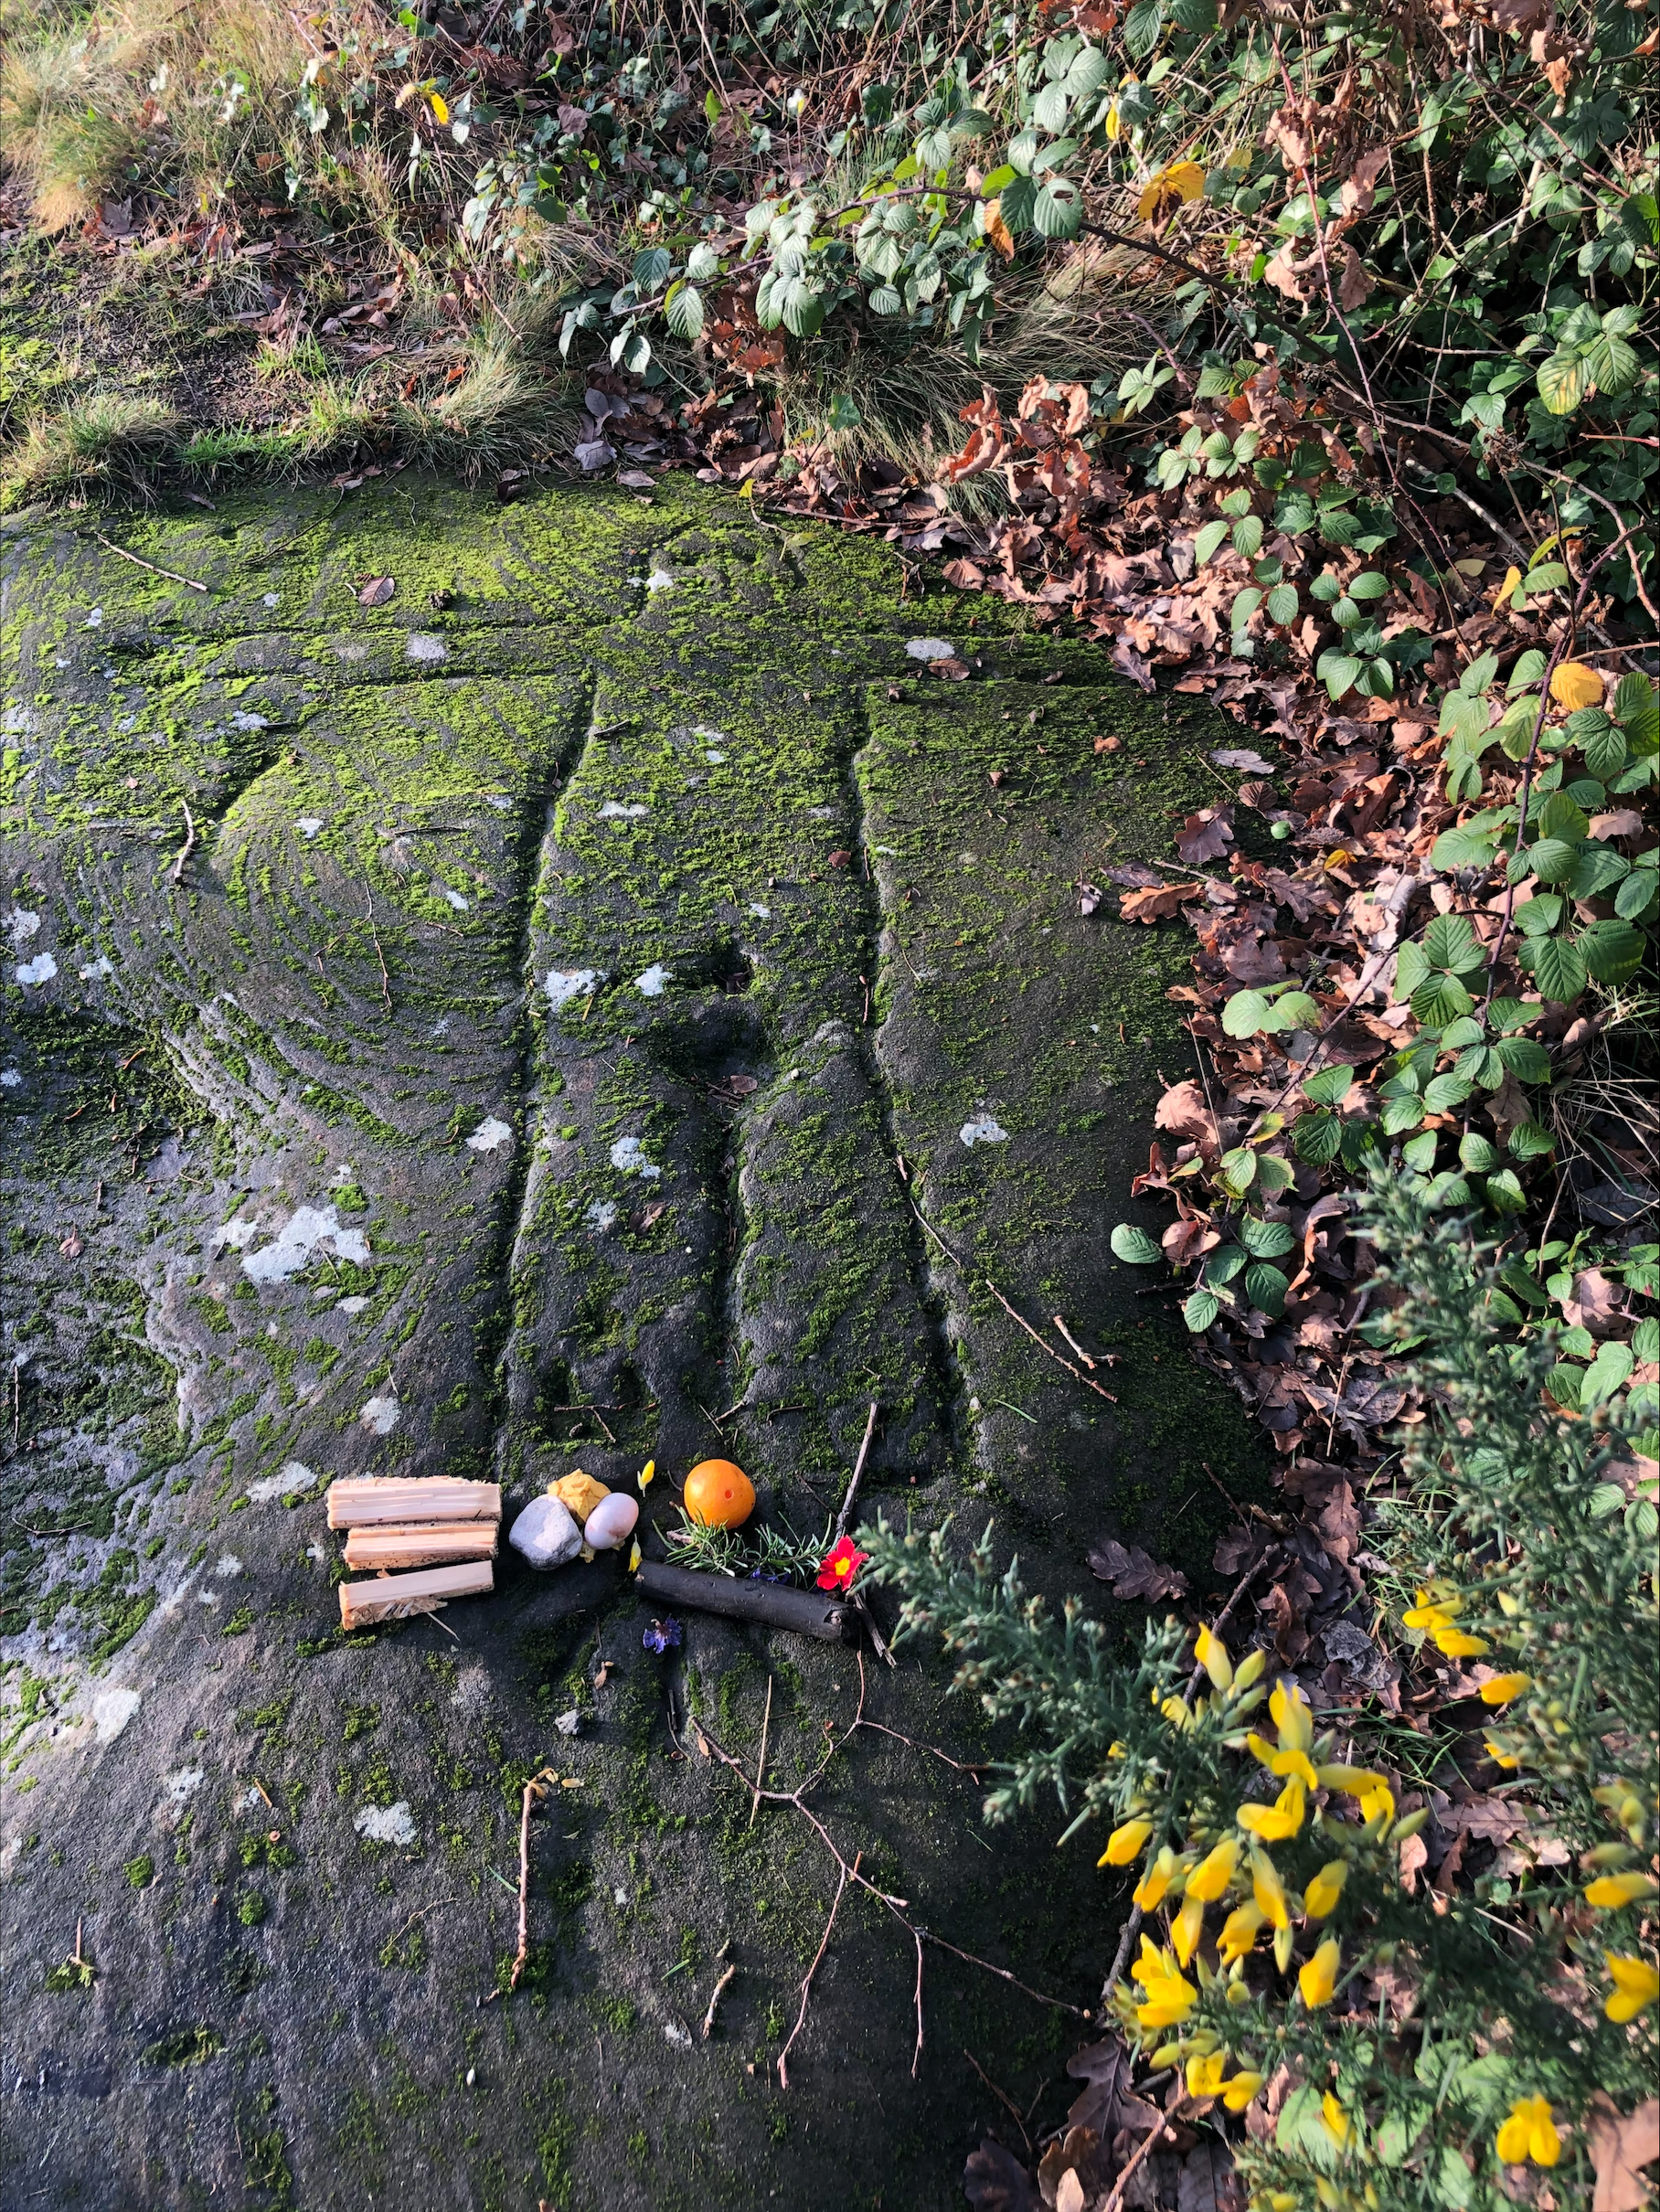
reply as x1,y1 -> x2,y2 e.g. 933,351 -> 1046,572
329,1476 -> 501,1631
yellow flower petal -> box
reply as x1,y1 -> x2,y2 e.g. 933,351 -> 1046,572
1195,1623 -> 1233,1692
1239,1775 -> 1306,1843
638,1458 -> 655,1489
1221,2069 -> 1264,2113
1585,1871 -> 1659,1909
1320,2091 -> 1349,2146
430,90 -> 450,123
1187,1836 -> 1240,1903
1604,1953 -> 1660,2023
1298,1935 -> 1340,2008
1269,1678 -> 1314,1755
1479,1672 -> 1530,1705
1172,1891 -> 1206,1967
1303,1859 -> 1348,1920
1250,1846 -> 1290,1930
1100,1817 -> 1155,1868
1218,1900 -> 1265,1965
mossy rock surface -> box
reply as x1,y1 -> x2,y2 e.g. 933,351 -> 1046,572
1,476 -> 1267,2210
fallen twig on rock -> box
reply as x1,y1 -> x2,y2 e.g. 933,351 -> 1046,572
701,1961 -> 737,2039
509,1767 -> 558,1993
91,531 -> 208,593
778,1849 -> 858,2090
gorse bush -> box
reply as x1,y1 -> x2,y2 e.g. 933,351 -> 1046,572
865,1176 -> 1657,2210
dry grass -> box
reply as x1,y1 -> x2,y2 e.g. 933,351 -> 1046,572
3,392 -> 186,503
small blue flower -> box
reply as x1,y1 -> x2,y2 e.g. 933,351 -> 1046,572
747,1567 -> 783,1583
643,1616 -> 682,1654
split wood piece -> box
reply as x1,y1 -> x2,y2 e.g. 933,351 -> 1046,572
635,1559 -> 856,1643
338,1559 -> 494,1631
326,1476 -> 501,1531
342,1522 -> 499,1572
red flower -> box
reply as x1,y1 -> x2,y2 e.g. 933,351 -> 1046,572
816,1537 -> 867,1593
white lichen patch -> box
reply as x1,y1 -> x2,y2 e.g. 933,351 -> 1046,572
247,1461 -> 313,1503
165,1767 -> 206,1806
960,1115 -> 1010,1148
337,1295 -> 368,1314
214,1554 -> 243,1579
405,633 -> 448,663
586,1198 -> 620,1232
547,967 -> 601,1009
79,954 -> 114,980
239,1204 -> 370,1285
15,953 -> 57,986
633,963 -> 670,997
905,636 -> 955,660
466,1116 -> 514,1154
358,1392 -> 399,1435
295,817 -> 324,838
354,1801 -> 416,1846
5,909 -> 40,947
600,801 -> 650,820
609,1136 -> 661,1181
444,888 -> 469,910
91,1688 -> 141,1745
747,902 -> 771,920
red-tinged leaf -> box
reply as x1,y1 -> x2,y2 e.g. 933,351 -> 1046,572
1176,806 -> 1234,864
1120,882 -> 1203,922
963,2139 -> 1041,2212
356,576 -> 396,607
1087,1538 -> 1187,1601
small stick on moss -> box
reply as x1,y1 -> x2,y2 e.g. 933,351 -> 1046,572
169,799 -> 197,887
362,879 -> 392,1015
963,2047 -> 1032,2154
91,532 -> 208,594
1050,1314 -> 1097,1368
701,1961 -> 738,2039
777,1849 -> 859,2090
508,1765 -> 558,1992
910,1205 -> 1116,1403
749,1675 -> 773,1830
835,1401 -> 880,1541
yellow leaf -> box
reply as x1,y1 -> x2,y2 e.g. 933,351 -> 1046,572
429,91 -> 450,123
1137,161 -> 1208,222
983,197 -> 1016,261
1103,102 -> 1121,141
1549,660 -> 1603,709
1491,565 -> 1521,609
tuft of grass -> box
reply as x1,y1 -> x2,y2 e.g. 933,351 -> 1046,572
3,392 -> 186,506
395,317 -> 581,482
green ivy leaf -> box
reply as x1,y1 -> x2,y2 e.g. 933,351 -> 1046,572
1494,1033 -> 1550,1081
1265,583 -> 1300,626
1183,1287 -> 1219,1332
1422,1072 -> 1474,1113
1110,1223 -> 1163,1264
1381,1094 -> 1426,1136
1303,1064 -> 1354,1107
1221,990 -> 1272,1038
1195,519 -> 1229,564
1507,1121 -> 1557,1158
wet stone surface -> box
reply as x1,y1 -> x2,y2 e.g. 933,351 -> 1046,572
1,478 -> 1264,2211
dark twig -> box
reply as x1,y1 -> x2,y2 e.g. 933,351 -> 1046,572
90,531 -> 208,593
362,878 -> 393,1016
963,2048 -> 1033,2154
1101,2111 -> 1186,2212
910,1204 -> 1117,1402
835,1401 -> 880,1540
777,1850 -> 859,2088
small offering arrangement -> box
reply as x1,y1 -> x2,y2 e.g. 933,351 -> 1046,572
328,1475 -> 501,1630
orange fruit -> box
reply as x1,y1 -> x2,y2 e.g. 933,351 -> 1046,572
683,1459 -> 754,1529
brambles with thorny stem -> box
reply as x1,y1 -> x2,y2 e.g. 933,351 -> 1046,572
862,1177 -> 1655,2210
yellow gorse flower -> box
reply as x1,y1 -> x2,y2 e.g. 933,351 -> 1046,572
1269,1678 -> 1314,1755
1316,1765 -> 1396,1826
1495,2096 -> 1560,2167
1172,1890 -> 1206,1967
1402,1584 -> 1460,1631
1131,1937 -> 1198,2029
1298,1935 -> 1340,2008
1188,1835 -> 1241,1902
1133,1845 -> 1184,1912
1585,1870 -> 1659,1909
1186,2049 -> 1229,2098
1250,1846 -> 1291,1930
1222,2068 -> 1265,2113
1195,1623 -> 1234,1692
1218,1899 -> 1265,1965
1604,1954 -> 1660,2023
1304,1859 -> 1348,1920
1100,1817 -> 1155,1867
1479,1671 -> 1530,1705
1320,2092 -> 1350,2147
1238,1774 -> 1306,1843
1433,1627 -> 1491,1658
1247,1731 -> 1320,1789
